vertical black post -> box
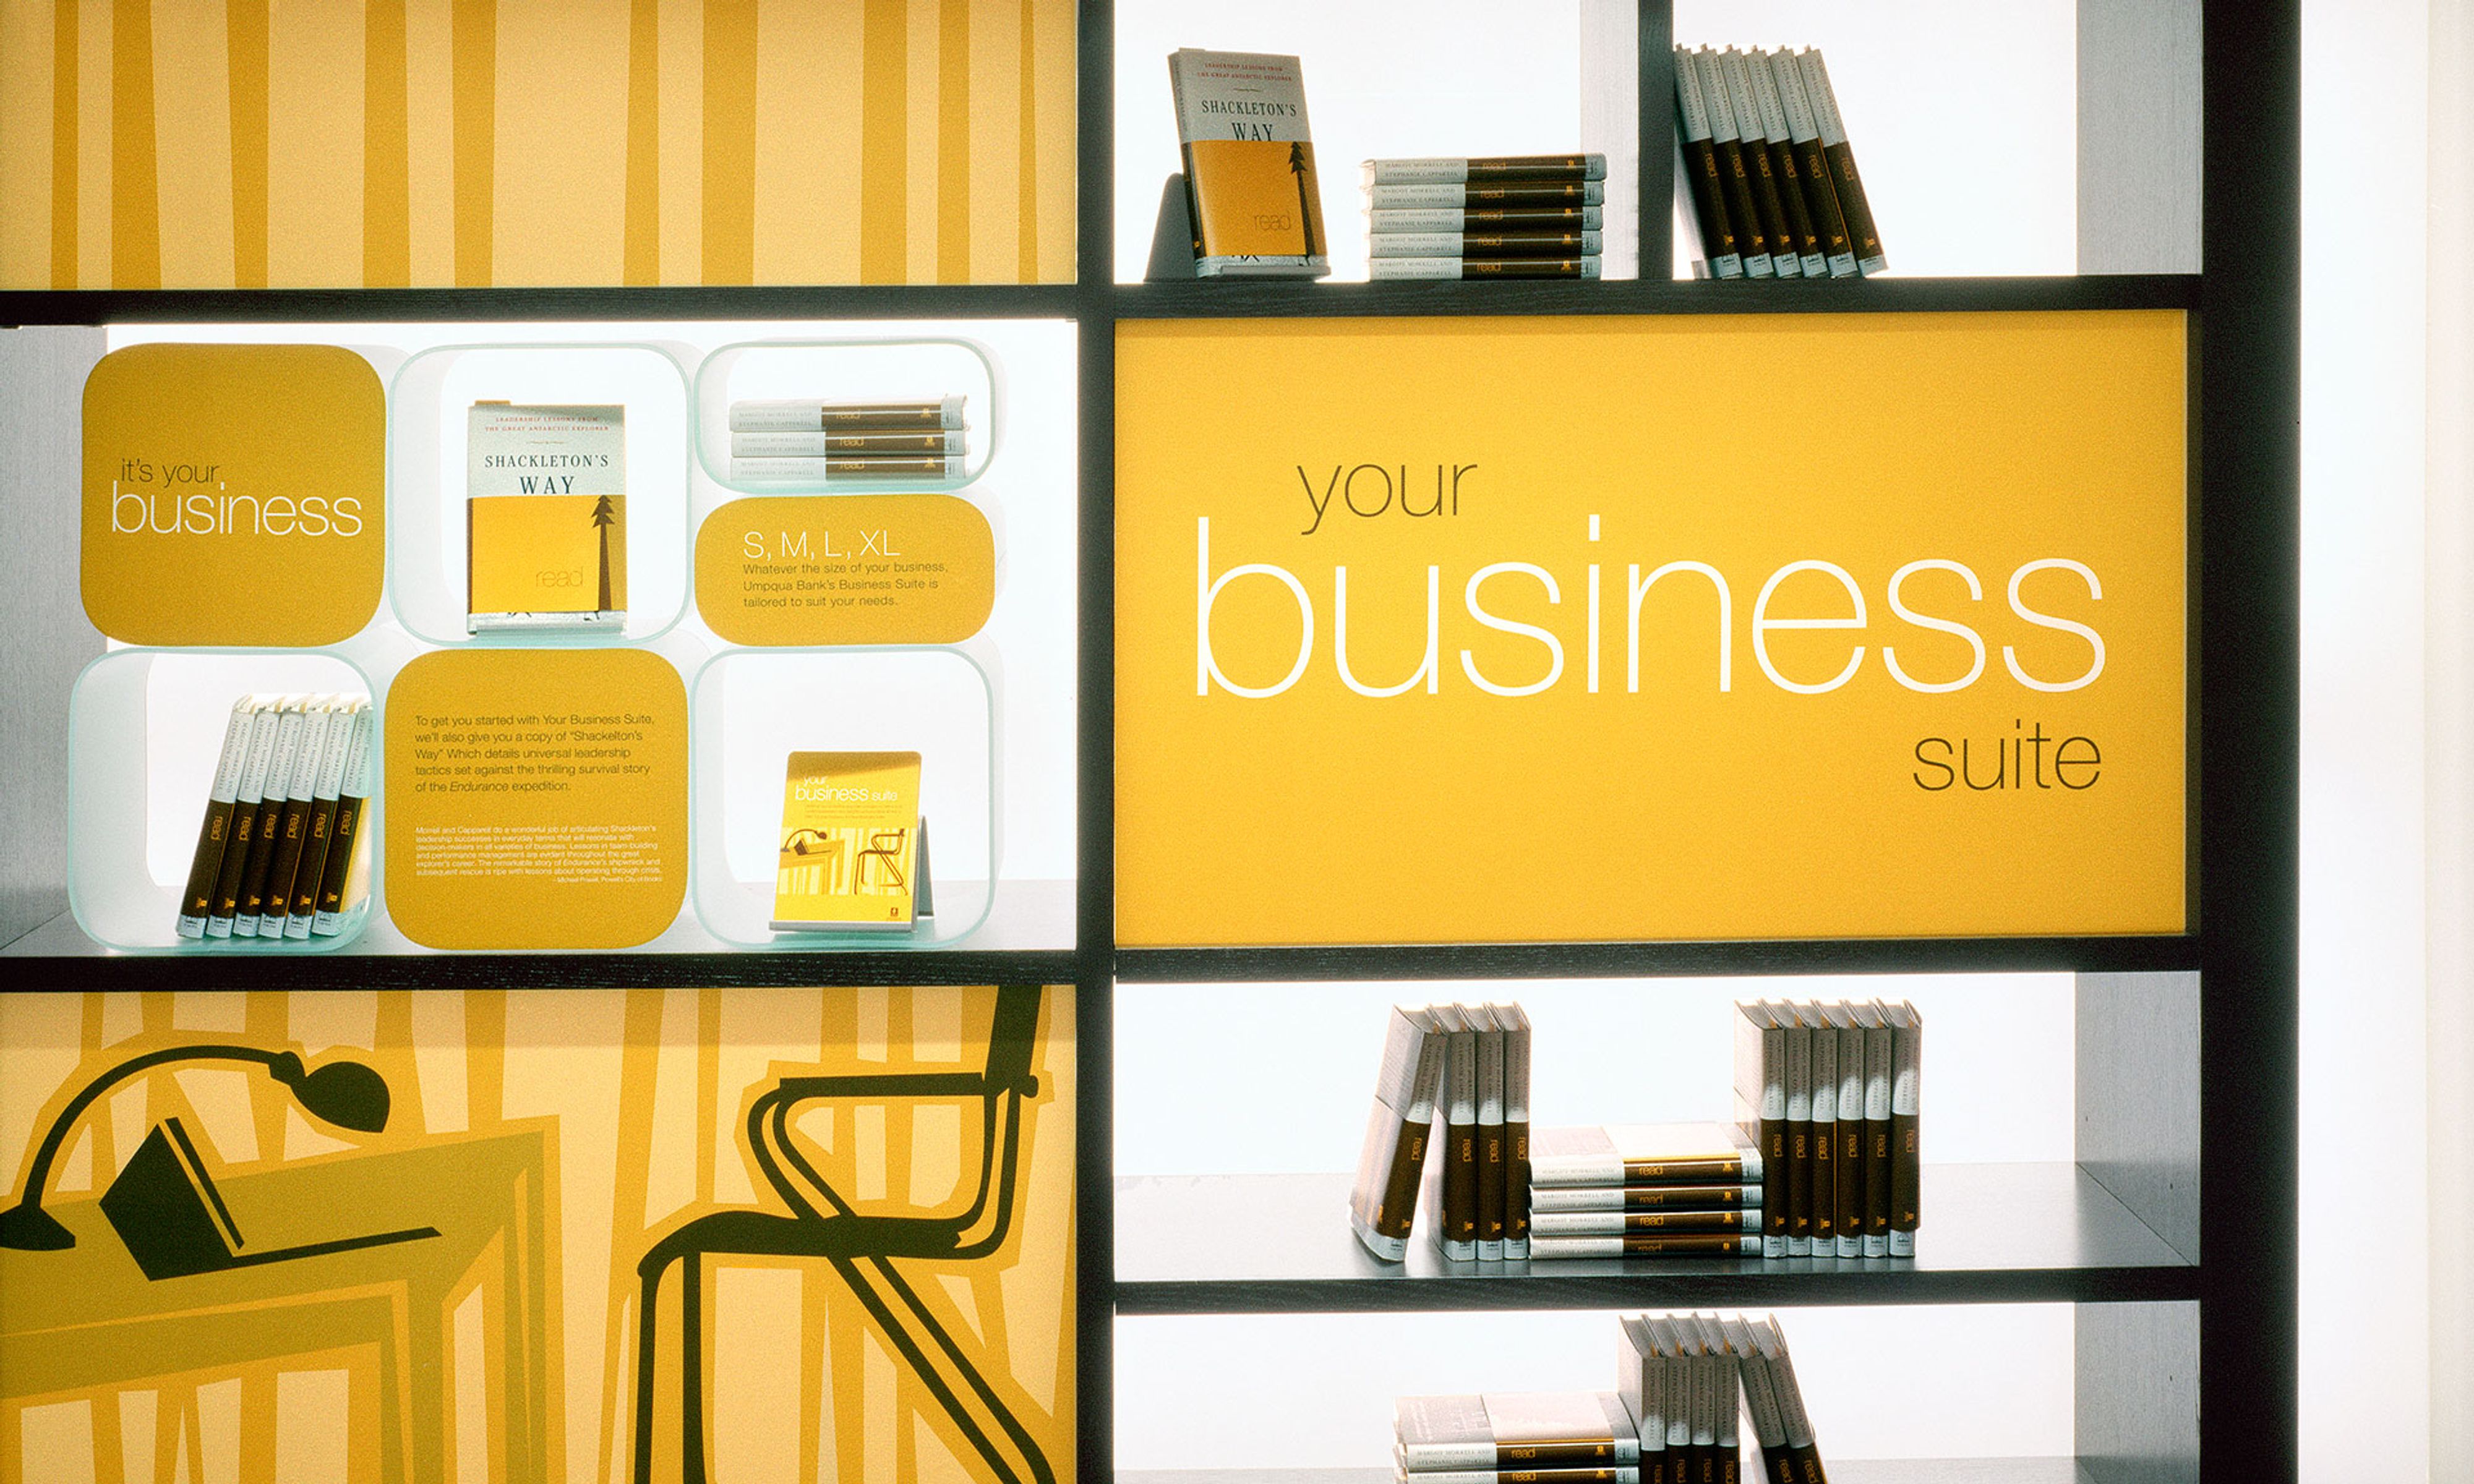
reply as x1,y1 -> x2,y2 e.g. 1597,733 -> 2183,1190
2197,2 -> 2300,1480
1637,1 -> 1674,281
1073,2 -> 1118,1481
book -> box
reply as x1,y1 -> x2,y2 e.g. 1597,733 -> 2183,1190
1169,49 -> 1330,278
1739,48 -> 1828,276
1765,51 -> 1859,278
255,697 -> 336,936
1853,1000 -> 1893,1256
728,396 -> 967,432
310,706 -> 377,936
1750,1317 -> 1829,1483
771,751 -> 928,932
1691,48 -> 1773,276
1824,1002 -> 1866,1256
1476,1004 -> 1507,1260
1780,1000 -> 1813,1254
1887,999 -> 1922,1255
231,699 -> 307,934
1530,1183 -> 1759,1214
1395,1392 -> 1641,1472
1614,1317 -> 1667,1484
1713,49 -> 1799,277
1530,1209 -> 1761,1237
286,698 -> 363,939
1370,258 -> 1602,281
1392,1468 -> 1639,1484
1800,1003 -> 1836,1251
209,697 -> 282,936
1368,231 -> 1603,258
1643,1317 -> 1695,1484
1732,1001 -> 1787,1256
177,695 -> 259,937
728,455 -> 967,483
1529,1124 -> 1761,1188
1350,1005 -> 1446,1261
1671,44 -> 1742,279
1366,181 -> 1605,210
465,403 -> 627,633
1690,1315 -> 1742,1484
1528,1233 -> 1765,1259
1363,154 -> 1607,186
1424,1005 -> 1481,1260
1368,206 -> 1604,233
1495,1002 -> 1532,1258
729,430 -> 967,458
1723,1316 -> 1794,1484
1794,48 -> 1886,274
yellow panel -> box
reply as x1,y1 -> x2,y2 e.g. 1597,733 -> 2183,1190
1116,312 -> 2191,946
695,494 -> 996,646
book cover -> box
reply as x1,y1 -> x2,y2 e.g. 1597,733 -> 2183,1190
1801,1002 -> 1837,1250
1496,1002 -> 1532,1258
1529,1124 -> 1760,1187
1733,1001 -> 1787,1256
1348,1004 -> 1445,1261
1854,1000 -> 1894,1256
1169,49 -> 1330,278
770,751 -> 926,932
466,403 -> 628,633
1396,1392 -> 1640,1472
1888,999 -> 1923,1255
178,695 -> 259,938
1781,1000 -> 1813,1254
310,706 -> 377,936
1825,1001 -> 1866,1255
1766,50 -> 1859,278
1423,1005 -> 1480,1260
1476,1004 -> 1507,1260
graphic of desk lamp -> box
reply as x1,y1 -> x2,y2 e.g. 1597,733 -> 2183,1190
633,984 -> 1050,1484
0,1044 -> 433,1277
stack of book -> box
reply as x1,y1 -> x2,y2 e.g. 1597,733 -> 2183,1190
1525,1123 -> 1765,1258
176,693 -> 376,942
1396,1392 -> 1643,1484
1672,46 -> 1884,281
1363,156 -> 1606,281
726,396 -> 970,484
1349,1002 -> 1531,1262
1734,1000 -> 1922,1258
1617,1313 -> 1829,1484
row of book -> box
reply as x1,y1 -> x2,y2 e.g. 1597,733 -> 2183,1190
176,694 -> 375,940
725,396 -> 972,483
1353,1003 -> 1533,1261
1674,46 -> 1885,281
1393,1312 -> 1828,1484
1733,1000 -> 1922,1259
1363,156 -> 1606,281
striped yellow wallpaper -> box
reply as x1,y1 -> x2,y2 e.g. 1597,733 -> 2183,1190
0,0 -> 1077,288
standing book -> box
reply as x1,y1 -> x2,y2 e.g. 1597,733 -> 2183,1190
1424,1005 -> 1481,1261
1494,1002 -> 1533,1258
1168,49 -> 1330,278
177,696 -> 258,938
1350,1005 -> 1445,1261
1734,1001 -> 1788,1257
771,751 -> 931,932
1887,1000 -> 1923,1255
1476,1005 -> 1507,1260
465,403 -> 628,633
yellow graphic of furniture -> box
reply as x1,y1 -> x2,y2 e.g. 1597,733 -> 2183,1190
0,1128 -> 551,1483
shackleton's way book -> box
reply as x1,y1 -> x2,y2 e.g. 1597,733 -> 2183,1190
466,403 -> 628,633
1395,1392 -> 1641,1473
771,751 -> 932,932
1170,49 -> 1330,278
1350,1005 -> 1445,1261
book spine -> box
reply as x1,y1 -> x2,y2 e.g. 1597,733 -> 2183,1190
728,397 -> 965,432
256,703 -> 334,936
1525,1234 -> 1764,1258
1368,206 -> 1604,232
1864,1015 -> 1893,1256
1742,49 -> 1826,276
1363,153 -> 1607,184
1766,52 -> 1858,277
312,710 -> 377,935
1530,1183 -> 1759,1213
1693,49 -> 1773,276
287,701 -> 361,937
1716,49 -> 1800,277
1836,1020 -> 1866,1256
1369,257 -> 1601,280
1808,1013 -> 1836,1250
210,699 -> 284,935
729,455 -> 964,482
1503,1011 -> 1531,1258
1784,1013 -> 1812,1255
233,704 -> 306,934
1891,1007 -> 1922,1256
1528,1153 -> 1752,1187
1476,1012 -> 1505,1261
1440,1018 -> 1478,1260
1530,1209 -> 1760,1236
1365,181 -> 1606,208
1797,48 -> 1886,273
1390,1470 -> 1637,1484
1368,230 -> 1603,258
729,430 -> 965,457
1672,47 -> 1743,279
178,699 -> 257,937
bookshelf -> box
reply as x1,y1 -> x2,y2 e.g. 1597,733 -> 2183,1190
0,1 -> 2293,1481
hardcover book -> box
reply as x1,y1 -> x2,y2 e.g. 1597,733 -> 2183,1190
1365,180 -> 1604,210
1494,1002 -> 1532,1258
1476,1005 -> 1507,1260
770,751 -> 930,932
1854,1000 -> 1894,1255
1733,1000 -> 1789,1256
1395,1391 -> 1641,1472
1825,1001 -> 1867,1255
1349,1004 -> 1445,1261
1530,1124 -> 1761,1187
1423,1005 -> 1481,1260
1801,1002 -> 1837,1250
286,698 -> 364,938
1766,50 -> 1859,277
1887,999 -> 1923,1255
209,696 -> 284,936
1614,1317 -> 1667,1484
178,695 -> 259,937
310,706 -> 377,936
1672,44 -> 1743,279
729,396 -> 966,432
1750,1316 -> 1830,1483
1169,49 -> 1330,278
466,403 -> 628,633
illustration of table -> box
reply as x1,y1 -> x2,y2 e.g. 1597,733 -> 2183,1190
0,1127 -> 551,1483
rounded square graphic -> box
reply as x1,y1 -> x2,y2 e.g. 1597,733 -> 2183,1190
385,647 -> 689,949
693,338 -> 1001,494
82,343 -> 385,647
695,495 -> 998,646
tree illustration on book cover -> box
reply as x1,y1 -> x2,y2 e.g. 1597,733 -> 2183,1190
0,986 -> 1076,1483
593,495 -> 618,613
1290,143 -> 1319,257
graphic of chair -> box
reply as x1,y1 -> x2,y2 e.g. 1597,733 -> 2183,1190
854,829 -> 910,890
632,984 -> 1051,1484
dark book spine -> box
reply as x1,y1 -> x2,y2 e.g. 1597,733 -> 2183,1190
1495,1443 -> 1624,1469
234,799 -> 286,926
1507,1119 -> 1531,1247
259,794 -> 314,932
1616,1209 -> 1759,1232
1794,132 -> 1855,275
1786,1119 -> 1810,1251
1836,1119 -> 1863,1252
1709,134 -> 1771,274
1891,1108 -> 1920,1240
1810,1114 -> 1835,1248
210,799 -> 262,926
1789,1443 -> 1828,1483
1797,48 -> 1885,274
1761,1114 -> 1788,1243
1378,1115 -> 1428,1239
1457,183 -> 1603,207
1678,136 -> 1740,276
1444,1114 -> 1478,1248
1767,137 -> 1823,269
181,802 -> 236,931
1738,130 -> 1797,278
1866,1112 -> 1892,1239
292,795 -> 340,922
1761,1447 -> 1797,1484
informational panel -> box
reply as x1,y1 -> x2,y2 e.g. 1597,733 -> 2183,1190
1116,312 -> 2189,946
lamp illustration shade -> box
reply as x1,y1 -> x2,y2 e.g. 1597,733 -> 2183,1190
0,1044 -> 395,1251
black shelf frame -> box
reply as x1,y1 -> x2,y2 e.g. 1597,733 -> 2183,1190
0,2 -> 2296,1482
